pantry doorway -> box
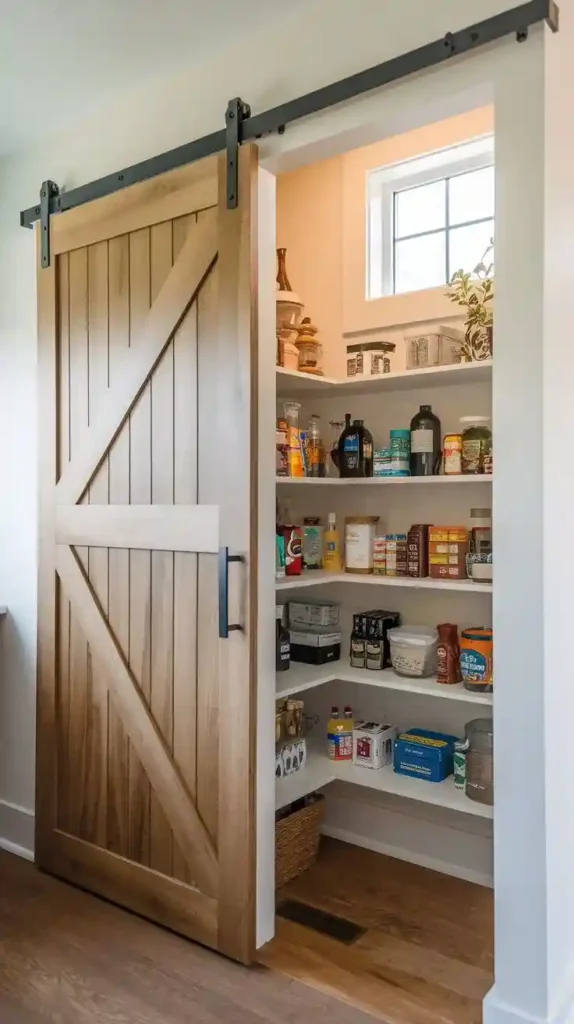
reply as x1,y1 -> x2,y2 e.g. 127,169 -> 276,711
36,147 -> 260,963
259,107 -> 496,1022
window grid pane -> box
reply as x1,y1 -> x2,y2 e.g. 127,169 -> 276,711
394,231 -> 447,294
394,179 -> 446,239
391,163 -> 494,295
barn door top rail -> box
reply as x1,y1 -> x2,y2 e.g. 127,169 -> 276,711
21,0 -> 558,266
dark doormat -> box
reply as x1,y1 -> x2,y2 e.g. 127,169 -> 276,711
276,898 -> 367,945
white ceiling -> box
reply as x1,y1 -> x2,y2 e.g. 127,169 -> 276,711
0,0 -> 311,154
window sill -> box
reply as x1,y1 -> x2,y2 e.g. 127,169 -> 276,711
343,285 -> 460,335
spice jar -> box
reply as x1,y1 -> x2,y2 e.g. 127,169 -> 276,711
373,536 -> 387,576
436,623 -> 462,685
443,433 -> 463,475
345,516 -> 379,574
460,416 -> 492,474
385,533 -> 407,577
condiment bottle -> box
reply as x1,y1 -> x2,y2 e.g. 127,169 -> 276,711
305,414 -> 326,478
283,401 -> 304,477
410,404 -> 441,476
323,512 -> 343,573
350,614 -> 366,668
338,415 -> 374,477
436,623 -> 462,685
276,605 -> 290,672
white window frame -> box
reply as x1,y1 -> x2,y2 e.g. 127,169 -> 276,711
367,135 -> 495,299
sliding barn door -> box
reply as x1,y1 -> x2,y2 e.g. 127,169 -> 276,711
36,148 -> 258,962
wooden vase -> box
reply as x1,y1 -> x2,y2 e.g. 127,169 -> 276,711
276,248 -> 293,291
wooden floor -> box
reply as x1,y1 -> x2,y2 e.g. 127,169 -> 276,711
259,839 -> 494,1024
0,849 -> 378,1024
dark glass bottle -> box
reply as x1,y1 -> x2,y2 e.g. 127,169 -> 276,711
338,416 -> 374,477
410,405 -> 441,477
276,605 -> 290,672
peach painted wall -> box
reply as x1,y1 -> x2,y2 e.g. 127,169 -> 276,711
276,106 -> 494,378
276,155 -> 344,379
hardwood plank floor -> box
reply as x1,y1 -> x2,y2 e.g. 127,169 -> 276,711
0,849 -> 378,1024
259,839 -> 494,1024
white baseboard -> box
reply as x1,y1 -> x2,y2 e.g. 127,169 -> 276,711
484,979 -> 574,1024
0,799 -> 34,861
321,824 -> 493,888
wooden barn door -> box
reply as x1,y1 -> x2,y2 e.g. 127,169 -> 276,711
36,148 -> 259,962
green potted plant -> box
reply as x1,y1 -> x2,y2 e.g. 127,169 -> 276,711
446,239 -> 493,362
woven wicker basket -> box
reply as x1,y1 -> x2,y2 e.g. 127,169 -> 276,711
275,793 -> 325,888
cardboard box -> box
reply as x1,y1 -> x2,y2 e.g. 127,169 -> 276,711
394,728 -> 457,782
289,600 -> 339,630
290,629 -> 341,665
430,562 -> 468,580
353,722 -> 397,769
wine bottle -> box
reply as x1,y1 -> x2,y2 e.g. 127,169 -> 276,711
410,404 -> 441,476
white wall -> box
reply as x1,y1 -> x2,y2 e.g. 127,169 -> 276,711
0,4 -> 569,1023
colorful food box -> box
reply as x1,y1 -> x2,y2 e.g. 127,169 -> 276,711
353,722 -> 397,769
394,728 -> 458,782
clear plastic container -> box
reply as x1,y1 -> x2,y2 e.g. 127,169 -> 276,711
387,625 -> 438,678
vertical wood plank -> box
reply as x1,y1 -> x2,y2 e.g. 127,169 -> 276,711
127,227 -> 152,867
35,229 -> 59,860
216,148 -> 258,961
67,245 -> 90,840
86,240 -> 109,848
107,234 -> 131,856
56,251 -> 71,834
172,214 -> 198,882
196,207 -> 220,849
150,220 -> 175,878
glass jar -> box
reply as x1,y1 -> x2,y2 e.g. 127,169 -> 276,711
460,416 -> 492,474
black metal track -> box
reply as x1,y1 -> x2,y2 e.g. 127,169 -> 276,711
20,0 -> 558,230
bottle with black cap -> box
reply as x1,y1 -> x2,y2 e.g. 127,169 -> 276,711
410,404 -> 441,476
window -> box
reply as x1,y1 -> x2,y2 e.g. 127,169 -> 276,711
368,137 -> 494,298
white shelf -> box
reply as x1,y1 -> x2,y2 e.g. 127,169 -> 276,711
276,571 -> 492,594
276,474 -> 492,486
334,754 -> 493,819
276,743 -> 493,819
276,746 -> 334,808
276,359 -> 492,398
276,659 -> 492,705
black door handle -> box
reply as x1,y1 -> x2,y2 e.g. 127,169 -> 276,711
218,546 -> 244,639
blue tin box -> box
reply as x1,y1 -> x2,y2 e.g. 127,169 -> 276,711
394,728 -> 458,783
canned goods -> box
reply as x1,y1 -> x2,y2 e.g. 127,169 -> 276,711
460,627 -> 493,692
389,429 -> 410,476
443,433 -> 463,475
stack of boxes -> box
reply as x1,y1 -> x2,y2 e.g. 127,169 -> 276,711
288,600 -> 342,665
428,527 -> 469,581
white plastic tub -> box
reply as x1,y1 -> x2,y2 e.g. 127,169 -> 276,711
388,625 -> 437,678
